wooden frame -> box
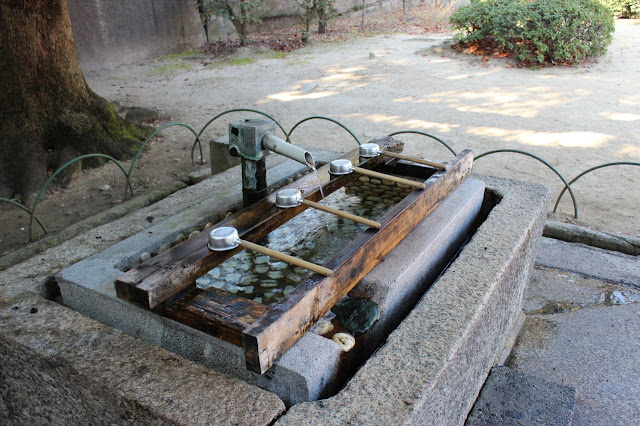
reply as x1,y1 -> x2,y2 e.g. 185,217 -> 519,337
115,138 -> 473,374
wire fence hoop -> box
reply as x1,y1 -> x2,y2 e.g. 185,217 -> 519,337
131,123 -> 202,179
29,154 -> 131,241
287,116 -> 361,146
0,197 -> 48,236
475,149 -> 579,219
553,162 -> 640,213
387,130 -> 457,156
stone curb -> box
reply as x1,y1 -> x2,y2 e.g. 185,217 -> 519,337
543,220 -> 640,257
0,180 -> 189,271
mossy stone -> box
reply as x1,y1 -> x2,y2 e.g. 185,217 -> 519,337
331,297 -> 380,336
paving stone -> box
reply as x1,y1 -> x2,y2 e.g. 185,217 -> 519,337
466,366 -> 576,426
510,260 -> 640,426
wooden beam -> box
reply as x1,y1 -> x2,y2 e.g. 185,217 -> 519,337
162,288 -> 267,347
242,150 -> 474,374
115,139 -> 402,309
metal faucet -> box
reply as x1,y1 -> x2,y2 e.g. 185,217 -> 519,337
228,119 -> 315,207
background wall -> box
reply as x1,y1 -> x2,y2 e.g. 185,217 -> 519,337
68,0 -> 466,72
68,0 -> 205,72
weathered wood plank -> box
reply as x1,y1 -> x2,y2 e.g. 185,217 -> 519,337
162,288 -> 267,347
115,139 -> 402,309
242,150 -> 474,374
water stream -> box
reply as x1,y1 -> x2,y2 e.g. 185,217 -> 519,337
312,166 -> 333,240
196,177 -> 414,306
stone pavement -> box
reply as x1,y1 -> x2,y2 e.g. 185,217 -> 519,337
468,237 -> 640,425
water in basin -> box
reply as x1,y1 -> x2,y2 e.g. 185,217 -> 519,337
196,177 -> 413,305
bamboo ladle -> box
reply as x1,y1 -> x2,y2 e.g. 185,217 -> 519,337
207,227 -> 332,276
359,143 -> 447,170
329,159 -> 426,190
275,189 -> 381,229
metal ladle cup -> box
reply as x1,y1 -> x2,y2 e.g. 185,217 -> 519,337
329,159 -> 355,175
275,188 -> 303,208
208,227 -> 241,251
359,143 -> 381,158
329,159 -> 426,189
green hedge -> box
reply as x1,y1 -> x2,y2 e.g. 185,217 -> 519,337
450,0 -> 615,65
601,0 -> 640,18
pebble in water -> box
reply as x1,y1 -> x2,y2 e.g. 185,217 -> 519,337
255,256 -> 270,264
271,262 -> 288,270
255,265 -> 269,274
267,271 -> 284,280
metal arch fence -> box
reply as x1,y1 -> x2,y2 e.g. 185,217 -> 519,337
553,162 -> 640,214
387,130 -> 458,156
474,149 -> 579,219
3,109 -> 638,245
0,197 -> 47,235
287,116 -> 362,146
29,153 -> 132,241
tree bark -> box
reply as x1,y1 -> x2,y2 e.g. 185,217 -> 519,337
0,0 -> 144,201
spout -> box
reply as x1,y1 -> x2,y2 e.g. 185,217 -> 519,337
262,134 -> 314,169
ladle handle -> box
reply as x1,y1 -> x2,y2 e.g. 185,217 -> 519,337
239,240 -> 333,277
352,166 -> 426,190
302,199 -> 382,229
381,151 -> 447,170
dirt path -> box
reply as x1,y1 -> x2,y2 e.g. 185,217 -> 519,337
2,20 -> 638,256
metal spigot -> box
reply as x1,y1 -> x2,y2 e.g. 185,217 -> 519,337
229,119 -> 315,206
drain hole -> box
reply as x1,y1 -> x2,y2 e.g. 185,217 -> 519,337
30,308 -> 38,314
43,275 -> 61,301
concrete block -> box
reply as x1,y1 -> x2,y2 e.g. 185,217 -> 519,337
210,135 -> 241,175
537,237 -> 640,287
0,293 -> 285,425
466,366 -> 576,426
351,178 -> 485,320
278,175 -> 550,425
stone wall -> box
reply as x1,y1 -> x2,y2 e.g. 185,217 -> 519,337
67,0 -> 206,72
67,0 -> 465,71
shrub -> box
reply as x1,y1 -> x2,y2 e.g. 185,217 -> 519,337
450,0 -> 615,65
601,0 -> 640,18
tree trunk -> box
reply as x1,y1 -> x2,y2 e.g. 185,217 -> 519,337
225,1 -> 248,46
317,0 -> 327,34
0,0 -> 144,201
